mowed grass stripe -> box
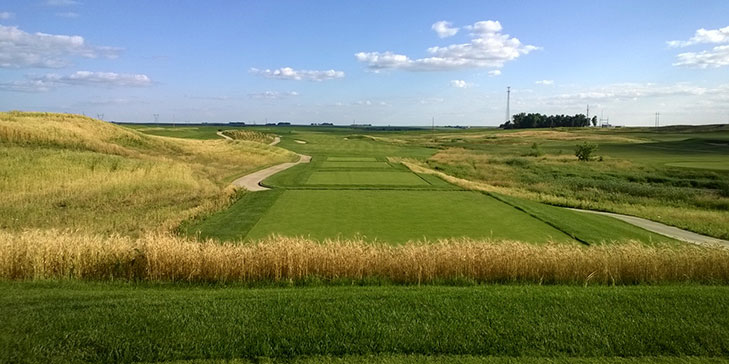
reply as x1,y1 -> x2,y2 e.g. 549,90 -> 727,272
305,171 -> 429,186
327,156 -> 378,162
245,190 -> 575,243
320,161 -> 392,168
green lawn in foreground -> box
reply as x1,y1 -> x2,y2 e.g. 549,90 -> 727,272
305,171 -> 429,186
154,356 -> 729,364
245,190 -> 575,243
3,283 -> 729,363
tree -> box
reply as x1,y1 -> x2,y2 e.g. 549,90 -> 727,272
574,142 -> 598,161
591,116 -> 598,127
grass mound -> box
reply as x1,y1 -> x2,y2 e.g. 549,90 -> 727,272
221,129 -> 275,144
0,111 -> 295,236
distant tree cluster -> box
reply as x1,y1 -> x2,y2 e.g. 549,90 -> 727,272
500,113 -> 598,129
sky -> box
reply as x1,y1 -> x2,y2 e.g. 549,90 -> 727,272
1,0 -> 728,126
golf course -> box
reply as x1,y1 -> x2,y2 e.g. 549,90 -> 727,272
2,112 -> 729,364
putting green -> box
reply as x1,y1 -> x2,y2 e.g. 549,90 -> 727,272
320,161 -> 392,169
305,171 -> 428,186
245,190 -> 576,243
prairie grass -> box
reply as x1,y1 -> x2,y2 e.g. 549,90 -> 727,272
2,229 -> 727,284
0,111 -> 296,236
222,129 -> 275,144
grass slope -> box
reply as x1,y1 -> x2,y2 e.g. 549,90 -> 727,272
3,283 -> 729,363
0,112 -> 295,235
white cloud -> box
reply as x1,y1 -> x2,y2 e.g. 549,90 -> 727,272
0,11 -> 14,19
44,0 -> 80,6
536,80 -> 554,85
0,71 -> 152,92
545,83 -> 710,105
450,80 -> 472,88
488,70 -> 501,77
247,91 -> 300,99
432,21 -> 458,38
0,25 -> 121,68
55,11 -> 80,18
355,20 -> 538,72
249,67 -> 344,81
673,45 -> 729,68
667,25 -> 729,47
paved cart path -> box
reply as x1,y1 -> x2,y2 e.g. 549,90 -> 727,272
232,154 -> 311,191
569,208 -> 729,248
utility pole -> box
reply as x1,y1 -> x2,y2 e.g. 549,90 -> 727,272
153,114 -> 159,123
432,116 -> 435,142
96,113 -> 104,120
655,112 -> 660,128
586,104 -> 590,119
505,86 -> 511,124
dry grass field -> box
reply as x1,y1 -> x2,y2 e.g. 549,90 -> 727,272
0,111 -> 296,236
2,229 -> 728,284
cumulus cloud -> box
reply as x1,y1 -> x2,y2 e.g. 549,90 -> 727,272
488,70 -> 501,77
536,80 -> 554,85
673,45 -> 729,68
432,21 -> 458,38
450,80 -> 472,88
667,25 -> 729,47
249,67 -> 344,81
0,71 -> 152,92
0,11 -> 14,19
0,25 -> 121,68
355,20 -> 538,72
247,91 -> 300,99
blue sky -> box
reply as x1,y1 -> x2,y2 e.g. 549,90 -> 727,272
1,0 -> 728,126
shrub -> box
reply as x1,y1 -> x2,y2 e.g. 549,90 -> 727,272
575,142 -> 598,161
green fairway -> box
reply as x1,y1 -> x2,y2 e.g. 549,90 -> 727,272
246,190 -> 575,243
320,161 -> 392,168
327,156 -> 379,161
3,282 -> 729,363
305,171 -> 430,186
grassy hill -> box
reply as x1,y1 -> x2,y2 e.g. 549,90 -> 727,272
0,111 -> 296,236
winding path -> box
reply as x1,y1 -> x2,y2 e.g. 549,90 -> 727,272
232,154 -> 311,191
216,131 -> 233,140
568,208 -> 729,248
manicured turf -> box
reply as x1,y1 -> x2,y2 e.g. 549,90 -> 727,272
327,156 -> 379,161
665,161 -> 729,171
320,161 -> 392,168
492,193 -> 679,245
180,190 -> 283,241
152,356 -> 729,363
305,171 -> 430,186
246,190 -> 575,243
3,282 -> 729,363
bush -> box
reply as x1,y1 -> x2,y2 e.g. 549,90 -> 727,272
575,142 -> 598,161
525,142 -> 544,157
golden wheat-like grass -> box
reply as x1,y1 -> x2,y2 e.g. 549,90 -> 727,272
2,229 -> 728,284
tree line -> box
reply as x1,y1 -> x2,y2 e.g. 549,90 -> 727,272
500,113 -> 598,129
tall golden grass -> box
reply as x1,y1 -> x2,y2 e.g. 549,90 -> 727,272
2,229 -> 728,284
0,111 -> 296,236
